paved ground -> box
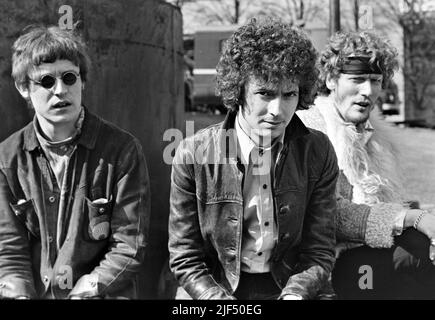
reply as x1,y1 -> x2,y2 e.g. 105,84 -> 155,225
392,125 -> 435,209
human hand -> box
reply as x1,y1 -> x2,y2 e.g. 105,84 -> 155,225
68,274 -> 100,299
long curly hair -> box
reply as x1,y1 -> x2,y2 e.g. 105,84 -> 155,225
216,18 -> 318,112
318,31 -> 399,95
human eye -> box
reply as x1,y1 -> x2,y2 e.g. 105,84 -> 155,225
36,73 -> 53,81
256,90 -> 274,98
350,77 -> 365,83
372,78 -> 382,83
283,91 -> 299,99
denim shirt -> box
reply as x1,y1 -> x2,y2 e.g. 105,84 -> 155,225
0,108 -> 150,299
169,111 -> 338,300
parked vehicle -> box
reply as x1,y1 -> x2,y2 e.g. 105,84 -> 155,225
378,79 -> 400,115
184,23 -> 329,114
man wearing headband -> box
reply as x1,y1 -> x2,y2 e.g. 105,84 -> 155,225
169,18 -> 338,300
0,25 -> 150,299
298,31 -> 435,299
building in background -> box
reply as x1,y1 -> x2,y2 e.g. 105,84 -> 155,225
183,20 -> 328,114
175,0 -> 435,127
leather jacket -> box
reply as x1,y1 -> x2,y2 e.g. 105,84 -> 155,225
168,111 -> 338,299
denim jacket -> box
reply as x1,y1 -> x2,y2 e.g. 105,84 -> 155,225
168,111 -> 338,300
0,108 -> 150,299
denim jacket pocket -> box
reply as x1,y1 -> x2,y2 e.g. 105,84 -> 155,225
84,197 -> 113,241
9,199 -> 40,239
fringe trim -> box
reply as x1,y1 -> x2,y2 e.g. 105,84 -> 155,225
298,97 -> 405,205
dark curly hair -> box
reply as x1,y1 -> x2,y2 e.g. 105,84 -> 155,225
318,31 -> 399,95
216,18 -> 318,111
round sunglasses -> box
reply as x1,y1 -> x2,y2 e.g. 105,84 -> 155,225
30,71 -> 80,89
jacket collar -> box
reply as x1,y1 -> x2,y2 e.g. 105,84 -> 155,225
219,110 -> 310,160
23,106 -> 100,152
282,112 -> 311,144
221,109 -> 309,141
235,112 -> 285,165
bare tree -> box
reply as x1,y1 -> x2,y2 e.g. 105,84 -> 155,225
165,0 -> 198,8
180,0 -> 250,26
340,0 -> 370,32
253,0 -> 327,27
180,0 -> 327,31
378,0 -> 435,111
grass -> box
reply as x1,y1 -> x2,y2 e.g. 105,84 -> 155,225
393,126 -> 435,209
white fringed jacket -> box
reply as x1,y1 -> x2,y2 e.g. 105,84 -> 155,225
297,95 -> 407,252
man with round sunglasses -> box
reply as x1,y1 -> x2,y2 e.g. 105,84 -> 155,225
298,31 -> 435,299
0,25 -> 150,299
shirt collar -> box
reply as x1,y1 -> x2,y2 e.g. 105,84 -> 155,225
219,110 -> 309,162
75,107 -> 99,150
235,112 -> 285,164
33,106 -> 85,148
24,106 -> 100,151
363,120 -> 374,131
361,120 -> 374,145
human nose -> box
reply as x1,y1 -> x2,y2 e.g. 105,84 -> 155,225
267,96 -> 282,116
360,79 -> 375,96
53,77 -> 67,95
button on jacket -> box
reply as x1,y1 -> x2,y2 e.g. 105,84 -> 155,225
0,108 -> 150,299
169,111 -> 338,300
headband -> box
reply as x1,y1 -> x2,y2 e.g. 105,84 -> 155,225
339,56 -> 382,74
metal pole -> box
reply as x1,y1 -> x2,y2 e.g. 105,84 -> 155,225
329,0 -> 340,36
234,0 -> 240,24
354,0 -> 359,31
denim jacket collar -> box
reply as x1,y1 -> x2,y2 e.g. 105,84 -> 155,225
23,106 -> 100,152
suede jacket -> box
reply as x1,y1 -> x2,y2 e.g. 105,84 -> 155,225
168,111 -> 338,300
0,108 -> 150,299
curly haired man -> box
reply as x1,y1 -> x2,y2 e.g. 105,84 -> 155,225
168,18 -> 339,300
298,31 -> 435,299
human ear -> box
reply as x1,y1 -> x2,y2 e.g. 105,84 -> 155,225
325,75 -> 337,91
15,82 -> 30,100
